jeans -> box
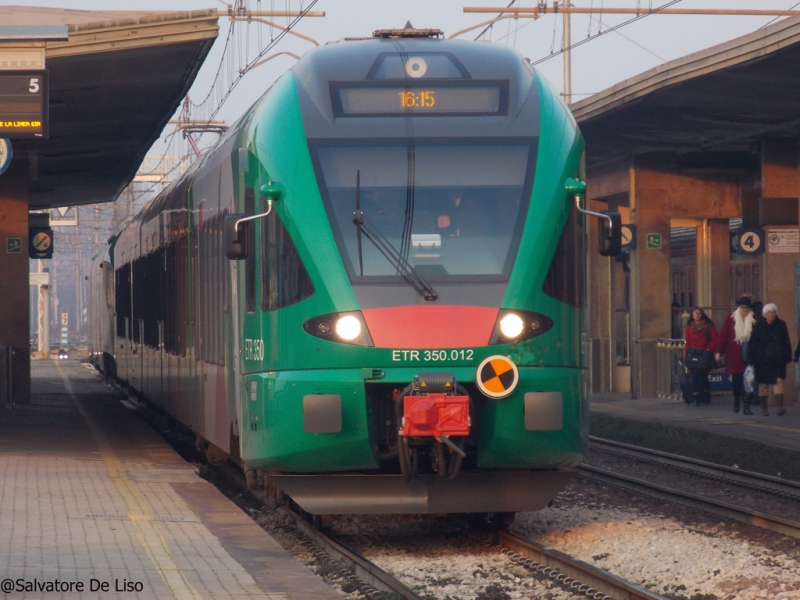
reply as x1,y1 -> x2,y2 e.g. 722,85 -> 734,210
690,370 -> 710,404
731,373 -> 743,399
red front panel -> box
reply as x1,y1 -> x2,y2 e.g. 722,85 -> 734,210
362,305 -> 498,349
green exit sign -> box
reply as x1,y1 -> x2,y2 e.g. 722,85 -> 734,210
6,237 -> 21,253
646,233 -> 662,249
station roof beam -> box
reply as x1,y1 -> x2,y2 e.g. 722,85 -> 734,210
1,6 -> 219,209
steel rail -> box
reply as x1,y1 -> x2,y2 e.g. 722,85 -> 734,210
212,462 -> 423,600
497,529 -> 670,600
578,464 -> 800,540
286,512 -> 424,600
589,436 -> 800,499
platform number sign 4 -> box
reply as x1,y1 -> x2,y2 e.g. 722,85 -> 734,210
734,228 -> 764,255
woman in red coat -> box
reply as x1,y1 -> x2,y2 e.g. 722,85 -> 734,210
684,308 -> 718,406
714,296 -> 757,415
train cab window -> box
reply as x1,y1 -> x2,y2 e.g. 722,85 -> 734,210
260,201 -> 315,312
312,141 -> 535,283
543,204 -> 585,307
245,187 -> 256,312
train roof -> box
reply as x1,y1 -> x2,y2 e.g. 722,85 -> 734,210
291,35 -> 544,140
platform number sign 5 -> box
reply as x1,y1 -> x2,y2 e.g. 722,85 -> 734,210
29,78 -> 39,93
734,228 -> 764,255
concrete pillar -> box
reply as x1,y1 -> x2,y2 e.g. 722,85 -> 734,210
761,225 -> 797,405
699,219 -> 733,327
630,164 -> 672,399
629,156 -> 741,399
759,137 -> 800,405
587,160 -> 631,394
0,159 -> 30,405
587,197 -> 612,393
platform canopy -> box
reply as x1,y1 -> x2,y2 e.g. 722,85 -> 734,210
1,6 -> 218,209
572,14 -> 800,169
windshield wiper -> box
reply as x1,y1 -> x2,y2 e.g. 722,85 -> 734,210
352,178 -> 437,302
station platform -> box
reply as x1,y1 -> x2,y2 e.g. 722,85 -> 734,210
590,392 -> 800,454
0,359 -> 339,600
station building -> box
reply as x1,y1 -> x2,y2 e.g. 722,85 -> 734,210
0,7 -> 218,404
4,7 -> 800,408
577,15 -> 800,403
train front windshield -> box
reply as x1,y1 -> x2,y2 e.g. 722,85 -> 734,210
314,142 -> 536,282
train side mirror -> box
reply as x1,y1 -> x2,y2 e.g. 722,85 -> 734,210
566,178 -> 623,257
599,210 -> 622,257
224,185 -> 280,260
224,214 -> 249,260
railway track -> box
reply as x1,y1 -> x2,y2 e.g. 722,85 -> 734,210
583,436 -> 800,540
212,462 -> 672,600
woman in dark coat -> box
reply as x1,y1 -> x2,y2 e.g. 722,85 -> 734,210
747,302 -> 792,416
684,308 -> 718,406
714,296 -> 757,414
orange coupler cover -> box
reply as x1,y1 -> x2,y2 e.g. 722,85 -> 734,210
402,394 -> 470,438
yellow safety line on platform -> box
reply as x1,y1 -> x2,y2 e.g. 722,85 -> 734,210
730,421 -> 800,434
55,362 -> 203,600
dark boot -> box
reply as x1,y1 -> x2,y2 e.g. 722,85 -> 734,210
776,394 -> 786,416
692,393 -> 700,407
733,394 -> 740,413
760,396 -> 769,416
743,396 -> 753,415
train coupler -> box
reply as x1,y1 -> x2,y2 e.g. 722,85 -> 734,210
396,372 -> 472,480
401,372 -> 471,438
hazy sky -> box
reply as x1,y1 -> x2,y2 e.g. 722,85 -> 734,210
9,0 -> 800,156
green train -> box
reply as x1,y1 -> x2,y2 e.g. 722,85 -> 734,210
90,28 -> 620,515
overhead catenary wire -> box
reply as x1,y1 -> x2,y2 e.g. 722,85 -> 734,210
190,0 -> 320,123
759,0 -> 800,29
529,0 -> 683,66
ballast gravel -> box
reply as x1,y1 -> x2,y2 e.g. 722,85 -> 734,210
330,478 -> 800,600
514,480 -> 800,600
333,515 -> 577,600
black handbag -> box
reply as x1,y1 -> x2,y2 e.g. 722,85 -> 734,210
686,347 -> 713,370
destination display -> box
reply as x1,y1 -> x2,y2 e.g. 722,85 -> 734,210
333,83 -> 506,117
0,70 -> 48,139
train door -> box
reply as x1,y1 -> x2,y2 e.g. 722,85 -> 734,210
229,256 -> 243,454
120,316 -> 129,382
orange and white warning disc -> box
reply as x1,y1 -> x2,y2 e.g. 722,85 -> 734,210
475,355 -> 519,399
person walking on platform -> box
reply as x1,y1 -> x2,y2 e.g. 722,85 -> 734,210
684,308 -> 718,406
748,303 -> 792,416
715,296 -> 756,415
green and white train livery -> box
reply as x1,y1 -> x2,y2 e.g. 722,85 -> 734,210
91,28 -> 619,515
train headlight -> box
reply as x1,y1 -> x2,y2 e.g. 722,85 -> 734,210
303,312 -> 374,347
336,315 -> 361,341
499,313 -> 524,339
489,309 -> 554,345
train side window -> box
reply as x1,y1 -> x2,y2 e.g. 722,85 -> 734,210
199,213 -> 225,366
115,262 -> 131,339
543,204 -> 585,307
245,187 -> 256,312
260,201 -> 315,312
